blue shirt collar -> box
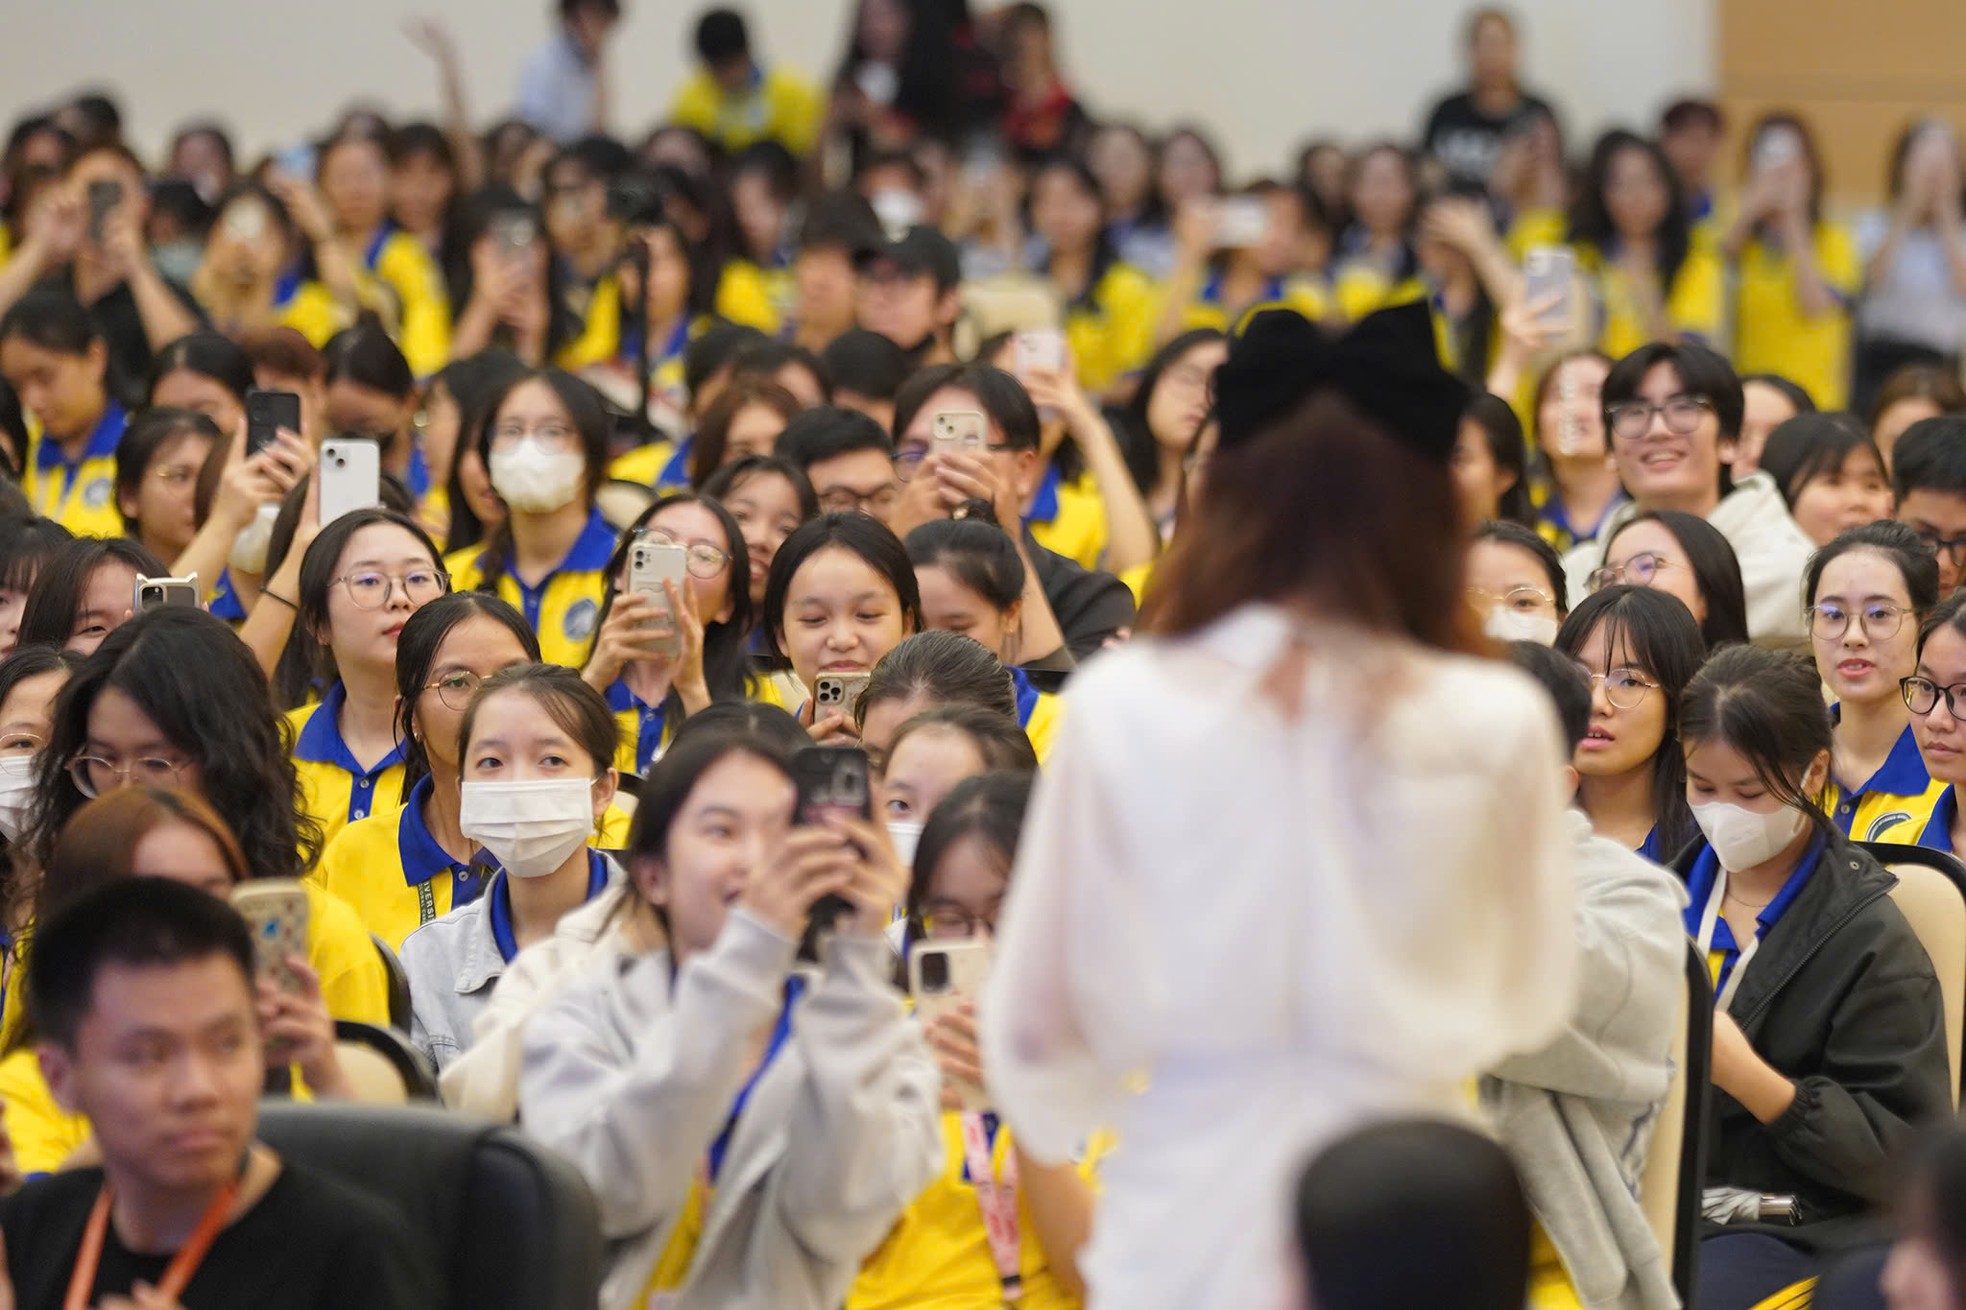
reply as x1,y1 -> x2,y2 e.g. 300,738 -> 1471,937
1024,461 -> 1063,527
293,682 -> 408,778
1920,787 -> 1960,852
362,222 -> 396,270
658,438 -> 694,490
38,401 -> 125,471
1009,665 -> 1040,728
1828,709 -> 1933,799
396,775 -> 473,889
505,508 -> 618,580
272,268 -> 302,308
1200,272 -> 1284,306
486,849 -> 611,964
1682,828 -> 1828,938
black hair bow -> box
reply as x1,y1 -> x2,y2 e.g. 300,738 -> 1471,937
1213,302 -> 1471,463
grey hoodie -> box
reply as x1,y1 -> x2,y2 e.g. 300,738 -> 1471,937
1482,811 -> 1691,1310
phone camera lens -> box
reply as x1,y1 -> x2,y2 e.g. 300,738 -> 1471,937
920,952 -> 950,992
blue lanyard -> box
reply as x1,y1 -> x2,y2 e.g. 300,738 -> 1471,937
707,976 -> 805,1182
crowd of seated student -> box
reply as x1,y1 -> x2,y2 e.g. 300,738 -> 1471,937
3,1 -> 1966,1308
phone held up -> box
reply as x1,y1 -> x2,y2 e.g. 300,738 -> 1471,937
910,938 -> 994,1110
245,389 -> 301,458
791,744 -> 872,937
626,538 -> 689,658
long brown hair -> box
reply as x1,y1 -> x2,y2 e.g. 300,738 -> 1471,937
41,786 -> 250,925
1144,390 -> 1480,654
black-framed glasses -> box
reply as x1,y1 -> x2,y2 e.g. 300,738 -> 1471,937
1586,668 -> 1659,711
1608,394 -> 1713,442
1913,528 -> 1966,567
818,484 -> 901,515
1904,676 -> 1966,720
631,529 -> 731,580
1809,601 -> 1911,642
67,753 -> 189,798
1588,552 -> 1677,594
921,905 -> 998,940
332,569 -> 449,611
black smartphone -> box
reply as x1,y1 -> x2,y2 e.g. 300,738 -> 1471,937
791,745 -> 872,935
244,389 -> 300,458
86,179 -> 121,244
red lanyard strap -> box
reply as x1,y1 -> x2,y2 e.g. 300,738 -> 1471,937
958,1111 -> 1023,1303
64,1178 -> 238,1310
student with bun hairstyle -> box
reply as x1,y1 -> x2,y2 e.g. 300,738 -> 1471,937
855,630 -> 1019,775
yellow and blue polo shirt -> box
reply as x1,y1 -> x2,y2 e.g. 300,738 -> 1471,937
312,774 -> 490,952
285,681 -> 409,847
1175,273 -> 1330,336
1062,262 -> 1157,392
553,269 -> 623,372
444,508 -> 617,668
615,315 -> 709,419
269,269 -> 352,348
1577,239 -> 1725,359
357,222 -> 451,378
608,435 -> 694,494
607,680 -> 681,776
484,850 -> 613,964
667,64 -> 826,157
1879,785 -> 1962,856
716,259 -> 791,335
1733,222 -> 1860,412
1025,463 -> 1107,572
1530,480 -> 1629,555
1820,712 -> 1945,844
1010,666 -> 1062,765
1332,262 -> 1429,325
1683,830 -> 1824,999
25,400 -> 126,537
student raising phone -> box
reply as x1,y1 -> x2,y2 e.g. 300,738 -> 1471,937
517,727 -> 940,1308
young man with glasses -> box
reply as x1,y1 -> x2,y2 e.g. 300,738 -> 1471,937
1891,417 -> 1966,595
1561,341 -> 1815,646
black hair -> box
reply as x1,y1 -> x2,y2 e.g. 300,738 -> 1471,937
832,0 -> 963,146
1554,585 -> 1707,856
387,121 -> 456,171
689,376 -> 804,486
467,369 -> 611,599
146,330 -> 255,408
323,322 -> 416,402
1569,130 -> 1691,292
730,338 -> 831,403
1030,157 -> 1120,312
445,187 -> 576,360
1893,418 -> 1966,501
394,592 -> 541,789
0,643 -> 83,918
1892,1119 -> 1966,1298
821,329 -> 912,403
892,365 -> 1042,453
1115,328 -> 1227,497
773,405 -> 893,472
435,348 -> 530,555
592,491 -> 756,707
1464,392 -> 1532,526
113,407 -> 222,538
63,93 -> 124,145
902,771 -> 1033,945
0,516 -> 74,596
1605,510 -> 1750,650
1472,520 -> 1569,617
797,189 -> 882,256
668,700 -> 808,755
561,0 -> 621,21
1511,640 -> 1595,756
0,378 -> 25,477
1661,98 -> 1724,136
17,537 -> 168,652
858,630 -> 1016,728
170,121 -> 234,170
0,288 -> 100,356
1601,340 -> 1745,493
459,662 -> 619,779
695,7 -> 751,64
32,607 -> 321,879
1741,372 -> 1818,417
682,322 -> 768,404
907,517 -> 1025,611
26,875 -> 255,1051
764,512 -> 921,656
1760,413 -> 1884,512
1806,520 -> 1941,614
288,508 -> 447,708
1295,1119 -> 1532,1310
700,453 -> 819,523
1681,644 -> 1835,833
888,704 -> 1038,777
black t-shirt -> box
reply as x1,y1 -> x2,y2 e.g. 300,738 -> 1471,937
40,268 -> 207,409
1422,90 -> 1558,189
1,1162 -> 431,1310
1024,528 -> 1136,660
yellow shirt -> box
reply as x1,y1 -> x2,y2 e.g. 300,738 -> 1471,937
608,438 -> 694,494
1578,240 -> 1725,358
24,402 -> 126,538
667,65 -> 826,157
358,226 -> 451,378
284,682 -> 409,849
1062,263 -> 1157,392
1118,560 -> 1154,606
1012,668 -> 1063,766
444,508 -> 618,668
1026,465 -> 1108,571
1527,1224 -> 1587,1310
1332,262 -> 1429,324
716,260 -> 791,336
848,1111 -> 1089,1310
1819,718 -> 1946,844
274,276 -> 352,348
1732,222 -> 1860,410
554,273 -> 623,372
1505,208 -> 1568,263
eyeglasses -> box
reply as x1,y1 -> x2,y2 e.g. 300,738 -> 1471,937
151,465 -> 199,487
1585,668 -> 1659,711
921,906 -> 997,940
1607,394 -> 1713,442
0,732 -> 43,757
425,670 -> 488,712
1588,552 -> 1677,594
1904,676 -> 1966,720
819,484 -> 901,516
1809,601 -> 1912,642
67,753 -> 189,798
332,569 -> 449,610
1467,585 -> 1556,616
1914,527 -> 1966,567
892,441 -> 1009,483
632,529 -> 731,580
490,423 -> 580,452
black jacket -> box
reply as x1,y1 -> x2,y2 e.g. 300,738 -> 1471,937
1023,529 -> 1135,662
1675,833 -> 1951,1248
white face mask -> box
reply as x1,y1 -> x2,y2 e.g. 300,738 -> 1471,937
0,754 -> 37,843
227,503 -> 281,575
886,820 -> 924,870
489,438 -> 585,514
460,777 -> 596,879
1484,606 -> 1560,646
1691,799 -> 1809,873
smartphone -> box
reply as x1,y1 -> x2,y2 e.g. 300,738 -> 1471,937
1215,196 -> 1270,248
134,574 -> 199,613
854,61 -> 899,107
931,410 -> 988,459
1523,245 -> 1576,329
272,142 -> 317,183
232,879 -> 310,994
627,538 -> 689,658
488,209 -> 537,263
1753,125 -> 1802,175
910,940 -> 994,1110
86,179 -> 122,244
1013,327 -> 1067,378
317,438 -> 381,526
245,389 -> 300,458
812,672 -> 873,720
792,745 -> 873,935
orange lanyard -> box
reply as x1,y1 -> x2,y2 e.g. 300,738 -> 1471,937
63,1178 -> 238,1310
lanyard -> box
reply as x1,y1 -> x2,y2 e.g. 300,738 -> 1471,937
958,1111 -> 1024,1304
65,1178 -> 238,1310
706,977 -> 804,1183
1694,867 -> 1761,1013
